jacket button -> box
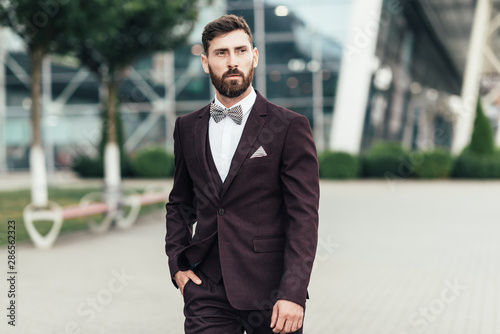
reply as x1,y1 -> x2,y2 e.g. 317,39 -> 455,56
218,208 -> 225,216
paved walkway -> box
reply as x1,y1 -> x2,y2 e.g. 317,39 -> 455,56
1,180 -> 500,333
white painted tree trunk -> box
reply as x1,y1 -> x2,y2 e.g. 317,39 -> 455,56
30,144 -> 48,207
104,142 -> 121,207
29,47 -> 48,208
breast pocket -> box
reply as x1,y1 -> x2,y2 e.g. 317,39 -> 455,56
242,154 -> 273,166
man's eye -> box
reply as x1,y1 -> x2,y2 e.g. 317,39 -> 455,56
239,49 -> 246,53
216,51 -> 225,56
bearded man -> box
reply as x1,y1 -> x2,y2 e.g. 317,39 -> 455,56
165,14 -> 319,334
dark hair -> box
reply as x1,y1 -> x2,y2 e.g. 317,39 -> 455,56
202,15 -> 253,54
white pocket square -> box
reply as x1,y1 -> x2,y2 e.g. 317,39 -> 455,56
250,146 -> 267,159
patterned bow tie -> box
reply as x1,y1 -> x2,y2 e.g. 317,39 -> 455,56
210,103 -> 243,125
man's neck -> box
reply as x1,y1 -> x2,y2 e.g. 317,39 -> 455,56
216,86 -> 253,108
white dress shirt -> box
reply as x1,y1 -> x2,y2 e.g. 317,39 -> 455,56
209,87 -> 257,182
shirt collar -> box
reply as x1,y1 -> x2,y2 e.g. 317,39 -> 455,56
213,87 -> 257,116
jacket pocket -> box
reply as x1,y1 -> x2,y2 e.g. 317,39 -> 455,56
242,154 -> 273,166
253,236 -> 286,253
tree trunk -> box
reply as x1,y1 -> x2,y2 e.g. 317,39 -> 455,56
103,78 -> 121,210
106,80 -> 118,144
29,47 -> 48,208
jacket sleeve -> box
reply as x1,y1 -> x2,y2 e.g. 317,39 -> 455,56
277,114 -> 320,308
165,117 -> 197,288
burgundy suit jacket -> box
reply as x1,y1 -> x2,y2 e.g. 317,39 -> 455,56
165,91 -> 319,310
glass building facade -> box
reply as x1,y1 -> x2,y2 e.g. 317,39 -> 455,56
361,0 -> 462,151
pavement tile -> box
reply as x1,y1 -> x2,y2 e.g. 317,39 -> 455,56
0,180 -> 499,333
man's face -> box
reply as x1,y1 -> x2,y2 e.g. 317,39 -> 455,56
201,29 -> 258,99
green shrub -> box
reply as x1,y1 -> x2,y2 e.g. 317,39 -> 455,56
131,147 -> 174,178
452,150 -> 500,179
469,99 -> 494,156
318,151 -> 360,179
362,142 -> 412,178
452,98 -> 499,179
71,153 -> 135,178
414,149 -> 453,179
71,156 -> 104,178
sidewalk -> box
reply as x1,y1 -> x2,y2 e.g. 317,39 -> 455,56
1,180 -> 500,333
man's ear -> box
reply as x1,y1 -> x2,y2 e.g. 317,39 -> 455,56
253,47 -> 259,68
201,54 -> 210,74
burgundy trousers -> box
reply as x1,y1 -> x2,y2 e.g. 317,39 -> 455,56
183,269 -> 304,334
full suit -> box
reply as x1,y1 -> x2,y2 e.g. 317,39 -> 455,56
165,91 -> 319,314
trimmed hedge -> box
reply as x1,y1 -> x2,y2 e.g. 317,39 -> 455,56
131,147 -> 174,178
469,99 -> 494,155
71,139 -> 500,180
71,151 -> 134,178
71,156 -> 104,178
362,142 -> 412,178
452,151 -> 500,179
451,98 -> 500,179
414,149 -> 453,179
318,151 -> 360,179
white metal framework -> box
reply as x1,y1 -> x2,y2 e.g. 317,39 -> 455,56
0,28 -> 6,173
328,0 -> 385,153
452,0 -> 493,154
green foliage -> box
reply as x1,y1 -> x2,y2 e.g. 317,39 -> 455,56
452,150 -> 500,179
131,147 -> 174,178
318,151 -> 359,179
453,99 -> 498,178
69,0 -> 200,75
469,99 -> 494,156
65,0 -> 202,180
71,156 -> 104,178
0,0 -> 80,52
1,0 -> 201,74
1,0 -> 91,149
362,142 -> 412,178
414,149 -> 453,179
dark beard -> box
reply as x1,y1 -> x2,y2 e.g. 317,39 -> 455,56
209,65 -> 254,98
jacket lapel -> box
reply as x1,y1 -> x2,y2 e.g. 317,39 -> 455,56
220,92 -> 268,199
194,106 -> 221,201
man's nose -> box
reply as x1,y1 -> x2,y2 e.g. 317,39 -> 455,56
227,52 -> 239,68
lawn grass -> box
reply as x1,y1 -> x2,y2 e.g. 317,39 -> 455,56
0,187 -> 166,246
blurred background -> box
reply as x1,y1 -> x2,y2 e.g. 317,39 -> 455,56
1,0 -> 500,175
1,0 -> 500,333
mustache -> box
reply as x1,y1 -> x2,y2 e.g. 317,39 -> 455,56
223,68 -> 244,79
